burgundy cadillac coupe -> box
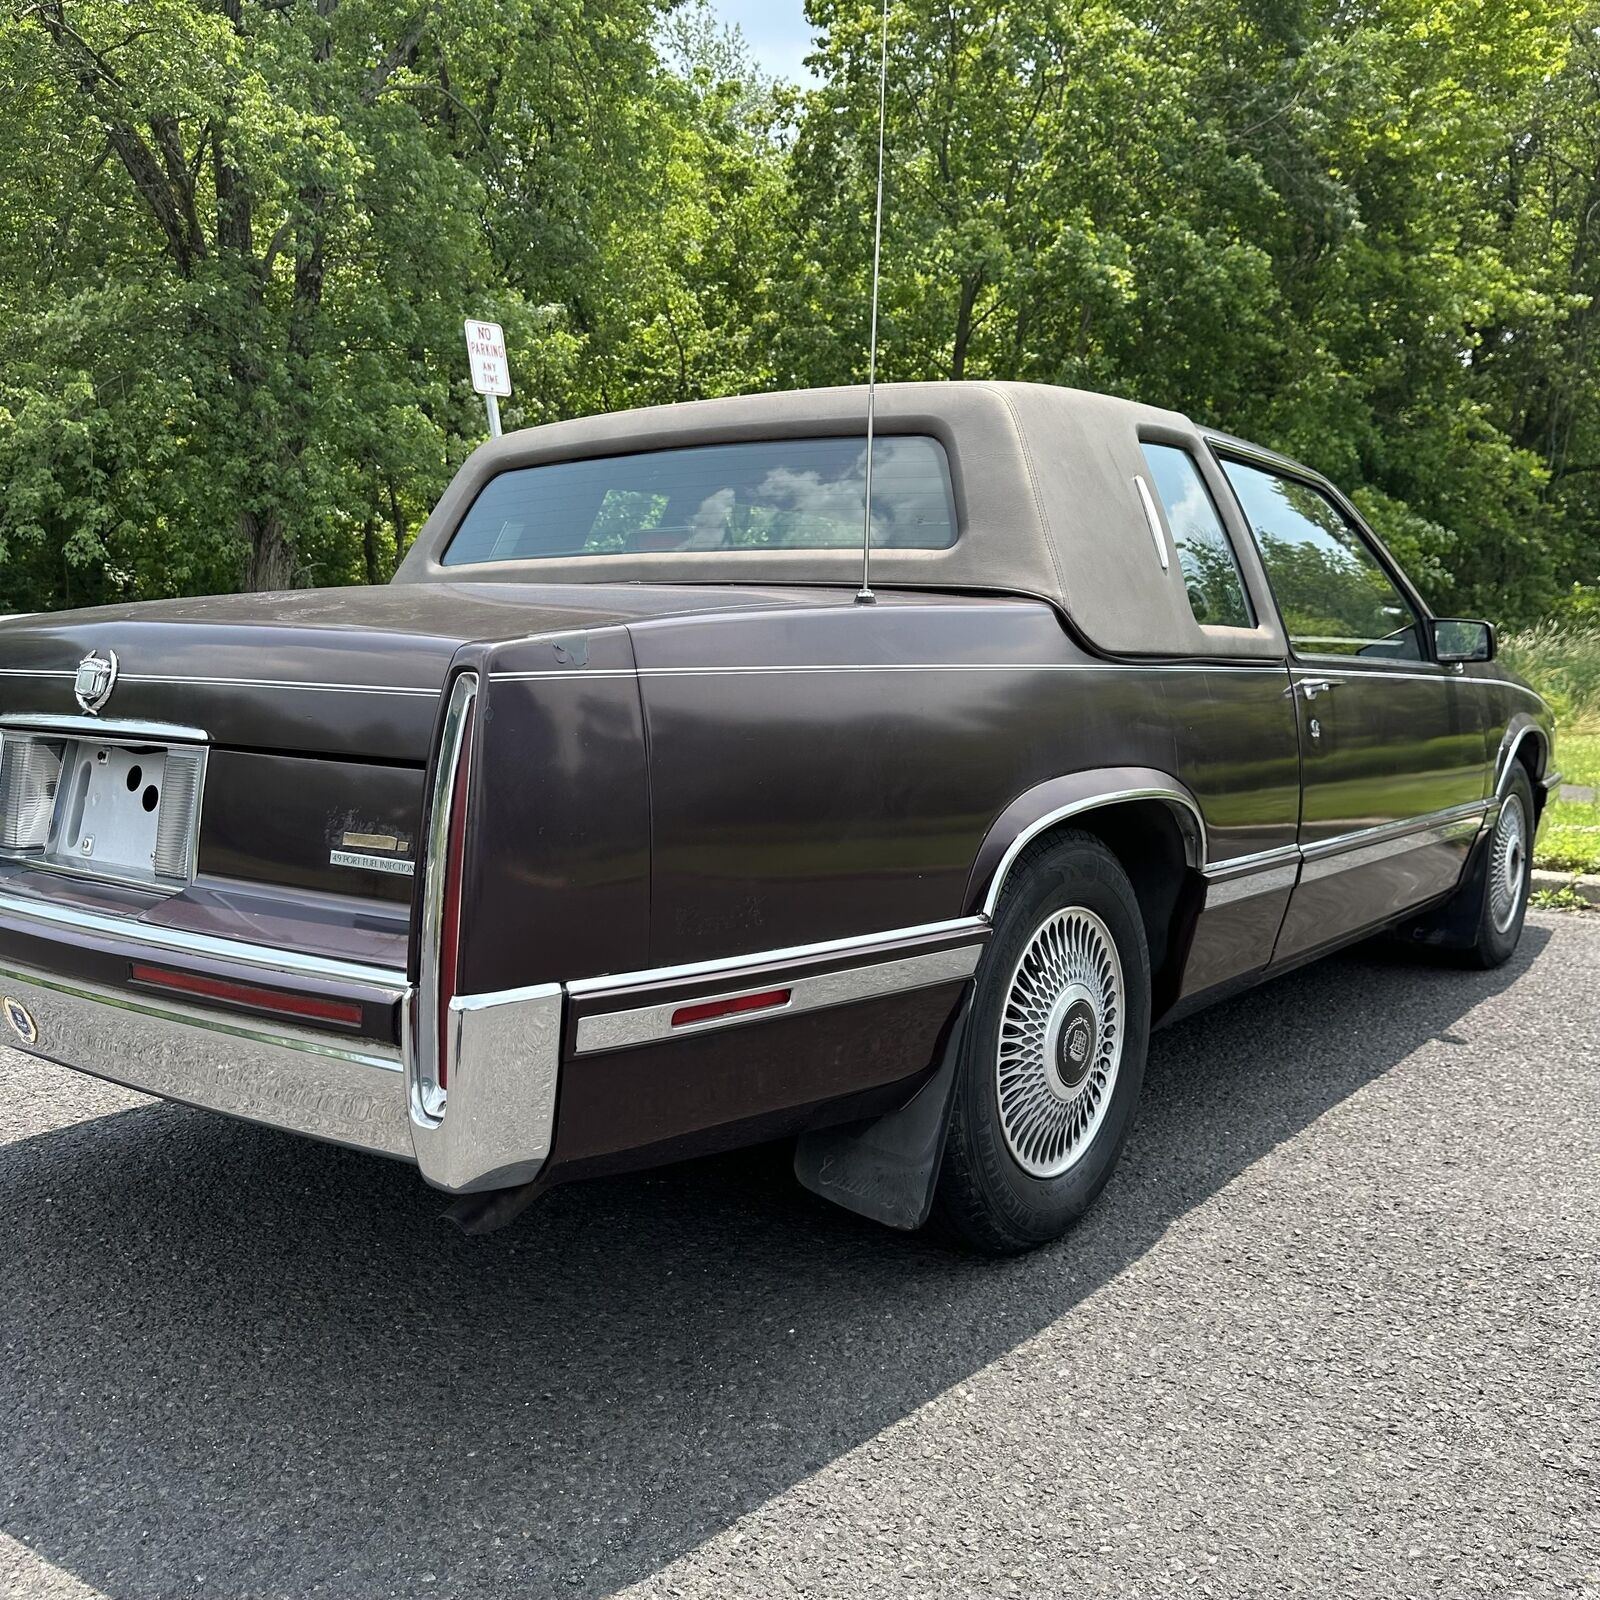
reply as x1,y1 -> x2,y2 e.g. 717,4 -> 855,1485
0,384 -> 1556,1250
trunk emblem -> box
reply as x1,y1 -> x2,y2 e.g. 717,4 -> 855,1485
73,650 -> 119,714
3,997 -> 38,1045
330,830 -> 415,877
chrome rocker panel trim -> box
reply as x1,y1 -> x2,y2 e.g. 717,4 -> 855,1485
1298,802 -> 1486,882
566,915 -> 988,999
574,942 -> 983,1056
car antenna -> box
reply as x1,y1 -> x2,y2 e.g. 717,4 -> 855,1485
855,0 -> 891,605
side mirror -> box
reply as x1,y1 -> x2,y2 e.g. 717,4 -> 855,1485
1433,618 -> 1496,664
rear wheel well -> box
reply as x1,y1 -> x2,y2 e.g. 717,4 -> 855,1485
1513,735 -> 1547,820
999,801 -> 1204,1021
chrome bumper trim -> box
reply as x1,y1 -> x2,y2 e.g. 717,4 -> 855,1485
0,887 -> 408,995
405,982 -> 563,1193
0,962 -> 413,1160
573,942 -> 983,1056
0,712 -> 210,744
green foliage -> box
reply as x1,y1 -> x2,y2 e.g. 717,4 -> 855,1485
1531,731 -> 1600,877
1530,883 -> 1593,911
1502,622 -> 1600,731
0,0 -> 1598,617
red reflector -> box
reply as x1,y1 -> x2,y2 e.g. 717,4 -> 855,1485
129,963 -> 364,1028
670,988 -> 791,1029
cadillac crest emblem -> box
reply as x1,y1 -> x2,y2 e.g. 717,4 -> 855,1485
73,649 -> 118,714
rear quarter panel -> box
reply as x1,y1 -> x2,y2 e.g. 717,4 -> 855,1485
453,625 -> 652,995
628,597 -> 1299,969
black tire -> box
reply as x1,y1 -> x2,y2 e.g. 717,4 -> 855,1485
1456,767 -> 1536,969
935,832 -> 1151,1254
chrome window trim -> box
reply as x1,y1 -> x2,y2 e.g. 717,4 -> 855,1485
0,886 -> 407,994
979,789 -> 1207,921
410,671 -> 478,1124
1132,474 -> 1171,571
1289,666 -> 1441,684
566,915 -> 989,999
573,943 -> 983,1056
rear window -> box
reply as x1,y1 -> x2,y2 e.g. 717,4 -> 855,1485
1139,443 -> 1254,629
441,436 -> 958,566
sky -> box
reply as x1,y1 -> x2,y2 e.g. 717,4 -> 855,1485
706,0 -> 819,83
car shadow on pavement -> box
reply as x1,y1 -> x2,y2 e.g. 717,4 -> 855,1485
0,927 -> 1550,1600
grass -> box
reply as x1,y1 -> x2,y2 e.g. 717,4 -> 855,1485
1531,883 -> 1593,911
1497,622 -> 1600,876
1533,730 -> 1600,876
1501,620 -> 1600,730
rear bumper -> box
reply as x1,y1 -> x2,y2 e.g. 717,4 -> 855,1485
1,888 -> 983,1198
0,893 -> 562,1194
0,959 -> 416,1159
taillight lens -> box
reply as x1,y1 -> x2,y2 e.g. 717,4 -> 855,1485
433,685 -> 476,1091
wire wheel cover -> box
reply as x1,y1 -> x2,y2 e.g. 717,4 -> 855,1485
996,906 -> 1124,1178
1490,792 -> 1528,934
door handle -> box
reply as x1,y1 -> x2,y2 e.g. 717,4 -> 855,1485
1298,678 -> 1338,701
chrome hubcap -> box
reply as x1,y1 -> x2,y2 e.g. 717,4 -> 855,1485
996,907 -> 1124,1178
1490,793 -> 1528,935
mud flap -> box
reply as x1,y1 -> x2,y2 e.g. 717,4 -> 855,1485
792,988 -> 972,1231
1395,819 -> 1494,950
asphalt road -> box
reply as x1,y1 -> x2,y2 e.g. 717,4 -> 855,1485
1,913 -> 1596,1600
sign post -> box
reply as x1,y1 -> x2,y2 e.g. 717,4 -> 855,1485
463,319 -> 512,438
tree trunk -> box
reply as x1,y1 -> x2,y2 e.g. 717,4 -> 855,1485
242,510 -> 295,592
386,479 -> 409,566
951,272 -> 983,380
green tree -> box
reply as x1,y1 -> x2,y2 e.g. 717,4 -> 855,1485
0,0 -> 665,604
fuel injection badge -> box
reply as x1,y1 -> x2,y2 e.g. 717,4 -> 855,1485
330,831 -> 415,877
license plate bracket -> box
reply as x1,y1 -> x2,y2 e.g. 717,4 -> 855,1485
0,729 -> 207,890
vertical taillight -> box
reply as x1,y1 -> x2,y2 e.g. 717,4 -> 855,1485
435,709 -> 474,1088
417,672 -> 478,1112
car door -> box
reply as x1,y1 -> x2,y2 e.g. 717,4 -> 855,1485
1216,453 -> 1489,962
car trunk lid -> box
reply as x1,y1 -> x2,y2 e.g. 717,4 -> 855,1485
0,584 -> 643,762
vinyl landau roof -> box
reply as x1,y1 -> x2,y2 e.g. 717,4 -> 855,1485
394,381 -> 1290,660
